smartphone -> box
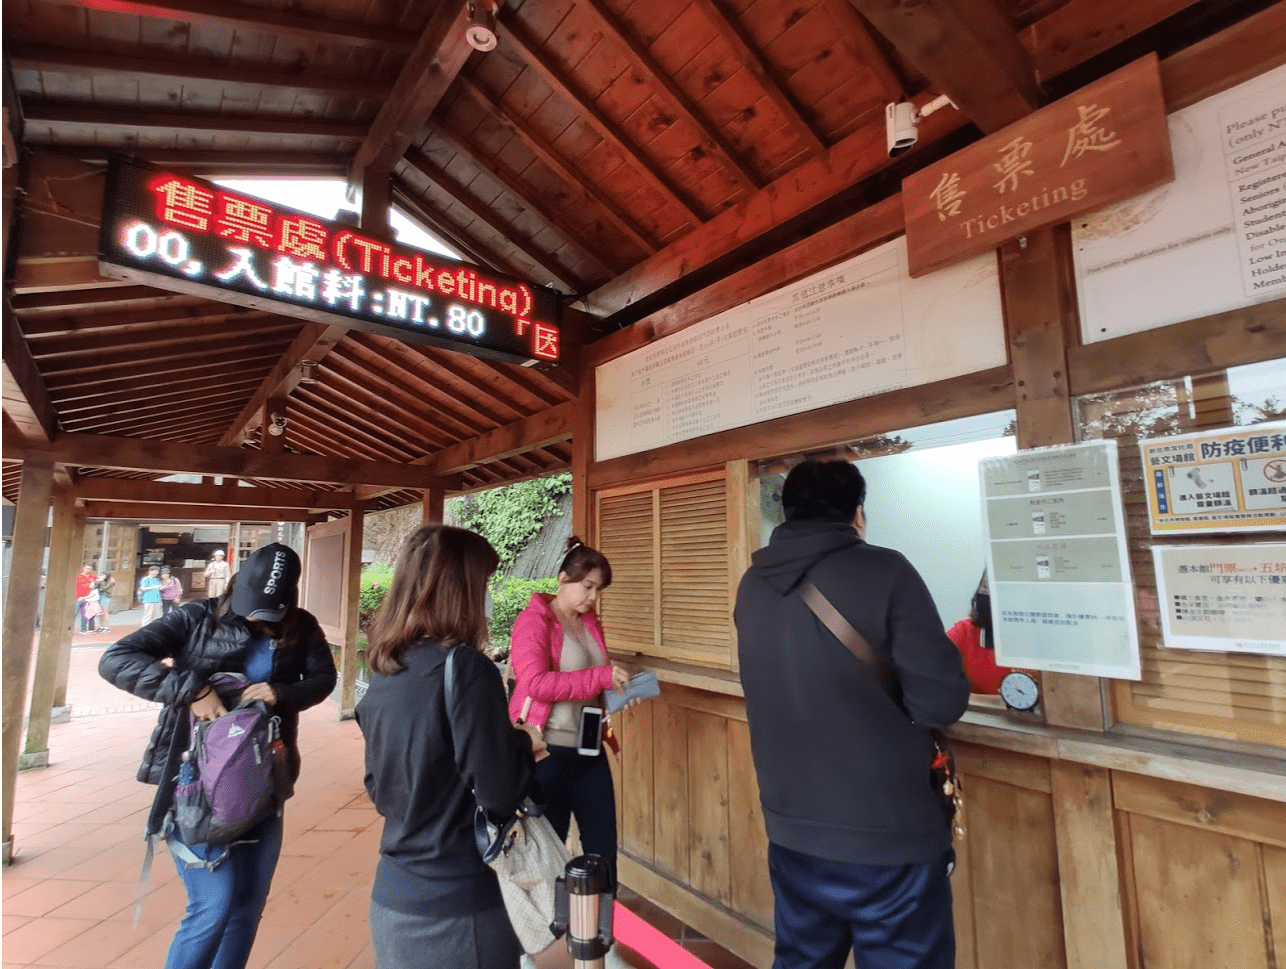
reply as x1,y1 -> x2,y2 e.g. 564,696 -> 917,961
577,706 -> 604,756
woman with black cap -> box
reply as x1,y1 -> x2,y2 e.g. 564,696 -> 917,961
100,542 -> 337,969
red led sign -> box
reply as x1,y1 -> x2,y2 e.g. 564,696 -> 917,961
98,158 -> 561,365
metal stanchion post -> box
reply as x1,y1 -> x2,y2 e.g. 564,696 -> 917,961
551,854 -> 615,969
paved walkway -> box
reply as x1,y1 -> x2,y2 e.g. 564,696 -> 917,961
4,631 -> 757,969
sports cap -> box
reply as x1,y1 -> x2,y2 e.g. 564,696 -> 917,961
229,543 -> 300,622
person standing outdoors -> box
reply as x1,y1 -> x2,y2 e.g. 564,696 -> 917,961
99,543 -> 336,969
139,565 -> 164,625
94,572 -> 117,633
204,550 -> 231,599
160,567 -> 184,615
75,564 -> 98,634
735,460 -> 970,969
508,536 -> 632,905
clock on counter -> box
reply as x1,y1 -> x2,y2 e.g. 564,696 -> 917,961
999,671 -> 1042,712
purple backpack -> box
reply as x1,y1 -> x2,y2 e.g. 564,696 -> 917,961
170,673 -> 289,858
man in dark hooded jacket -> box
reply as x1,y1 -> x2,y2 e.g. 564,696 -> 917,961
735,459 -> 969,969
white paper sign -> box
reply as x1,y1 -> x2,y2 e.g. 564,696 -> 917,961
596,236 -> 1005,461
1153,543 -> 1286,655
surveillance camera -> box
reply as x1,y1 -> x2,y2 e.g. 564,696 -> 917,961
886,101 -> 918,158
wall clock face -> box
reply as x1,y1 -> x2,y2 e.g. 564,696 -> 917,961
999,671 -> 1041,711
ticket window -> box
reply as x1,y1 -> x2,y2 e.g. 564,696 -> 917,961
757,410 -> 1017,696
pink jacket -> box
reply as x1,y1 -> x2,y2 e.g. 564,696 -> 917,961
507,592 -> 613,730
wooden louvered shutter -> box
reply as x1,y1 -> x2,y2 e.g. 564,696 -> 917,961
596,470 -> 738,671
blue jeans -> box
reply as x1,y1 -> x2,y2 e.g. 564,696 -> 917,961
164,813 -> 283,969
768,842 -> 955,969
534,745 -> 618,891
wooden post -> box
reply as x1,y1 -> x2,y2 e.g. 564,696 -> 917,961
338,504 -> 366,720
2,459 -> 55,864
422,480 -> 446,523
572,360 -> 595,541
24,493 -> 79,761
50,508 -> 86,716
1000,226 -> 1106,732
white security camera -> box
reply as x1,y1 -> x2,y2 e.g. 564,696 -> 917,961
885,94 -> 958,158
886,101 -> 918,157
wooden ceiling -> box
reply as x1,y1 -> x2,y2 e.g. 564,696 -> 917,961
2,0 -> 1280,511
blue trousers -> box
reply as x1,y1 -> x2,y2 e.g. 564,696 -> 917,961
768,842 -> 955,969
534,745 -> 618,891
164,813 -> 283,969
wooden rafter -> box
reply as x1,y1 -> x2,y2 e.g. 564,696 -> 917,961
82,501 -> 318,522
456,75 -> 657,255
497,15 -> 704,226
2,306 -> 59,445
403,147 -> 584,292
432,126 -> 615,276
819,0 -> 907,101
20,305 -> 275,340
391,184 -> 525,279
24,102 -> 366,139
688,0 -> 828,155
850,0 -> 1043,133
7,42 -> 392,99
218,324 -> 348,446
66,149 -> 347,175
578,0 -> 763,192
347,0 -> 471,188
10,286 -> 169,312
31,0 -> 416,54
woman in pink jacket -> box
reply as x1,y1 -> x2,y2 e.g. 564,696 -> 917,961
508,536 -> 630,893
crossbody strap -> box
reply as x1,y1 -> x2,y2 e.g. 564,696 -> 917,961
799,579 -> 899,701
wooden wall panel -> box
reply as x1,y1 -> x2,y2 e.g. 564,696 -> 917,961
965,777 -> 1068,969
1127,815 -> 1270,969
686,709 -> 732,906
1112,773 -> 1286,851
620,699 -> 655,863
652,700 -> 691,883
951,829 -> 979,969
727,717 -> 773,929
1264,845 -> 1286,969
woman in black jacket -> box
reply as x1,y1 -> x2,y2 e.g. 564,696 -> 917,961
356,524 -> 545,969
99,543 -> 336,969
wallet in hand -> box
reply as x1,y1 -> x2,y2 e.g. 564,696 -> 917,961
604,670 -> 661,714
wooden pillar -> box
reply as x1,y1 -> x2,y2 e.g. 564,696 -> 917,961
25,494 -> 79,760
572,360 -> 595,541
338,504 -> 366,720
1050,762 -> 1129,969
2,459 -> 55,864
999,225 -> 1106,732
422,480 -> 446,523
50,508 -> 86,715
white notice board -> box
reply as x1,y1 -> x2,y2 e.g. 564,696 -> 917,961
1073,64 -> 1286,342
1153,543 -> 1286,656
980,441 -> 1141,679
596,236 -> 1005,461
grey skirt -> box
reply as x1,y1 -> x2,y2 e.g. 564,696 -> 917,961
368,898 -> 522,969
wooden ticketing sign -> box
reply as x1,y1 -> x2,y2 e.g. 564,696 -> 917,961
97,157 -> 562,365
902,54 -> 1175,278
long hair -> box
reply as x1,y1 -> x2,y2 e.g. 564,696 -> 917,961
366,524 -> 499,675
558,535 -> 612,587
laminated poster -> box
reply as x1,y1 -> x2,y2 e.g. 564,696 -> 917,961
1152,543 -> 1286,656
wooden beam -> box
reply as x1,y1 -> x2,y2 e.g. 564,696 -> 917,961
24,102 -> 367,139
72,478 -> 358,509
7,42 -> 393,99
347,0 -> 471,187
456,75 -> 657,255
81,501 -> 317,522
23,306 -> 281,347
583,101 -> 966,321
403,148 -> 583,292
580,0 -> 763,191
10,285 -> 171,313
218,324 -> 347,446
7,432 -> 436,488
434,124 -> 615,275
66,148 -> 348,176
497,15 -> 704,226
1022,0 -> 1201,82
354,400 -> 576,500
391,184 -> 527,280
589,366 -> 1014,488
820,0 -> 907,101
10,258 -> 118,294
2,306 -> 59,445
1156,2 -> 1286,113
32,0 -> 416,54
689,0 -> 828,154
849,0 -> 1043,133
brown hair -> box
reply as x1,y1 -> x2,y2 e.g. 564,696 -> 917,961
558,535 -> 612,587
365,524 -> 499,675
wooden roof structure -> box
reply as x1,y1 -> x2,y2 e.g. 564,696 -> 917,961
3,0 -> 1283,515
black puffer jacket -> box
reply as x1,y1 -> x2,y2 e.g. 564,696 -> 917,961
100,597 -> 337,834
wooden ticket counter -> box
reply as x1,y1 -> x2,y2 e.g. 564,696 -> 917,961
577,51 -> 1286,969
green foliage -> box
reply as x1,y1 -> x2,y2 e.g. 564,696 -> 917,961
449,472 -> 572,571
358,562 -> 395,629
488,575 -> 558,650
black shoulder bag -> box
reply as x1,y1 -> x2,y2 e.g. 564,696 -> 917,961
799,579 -> 964,839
